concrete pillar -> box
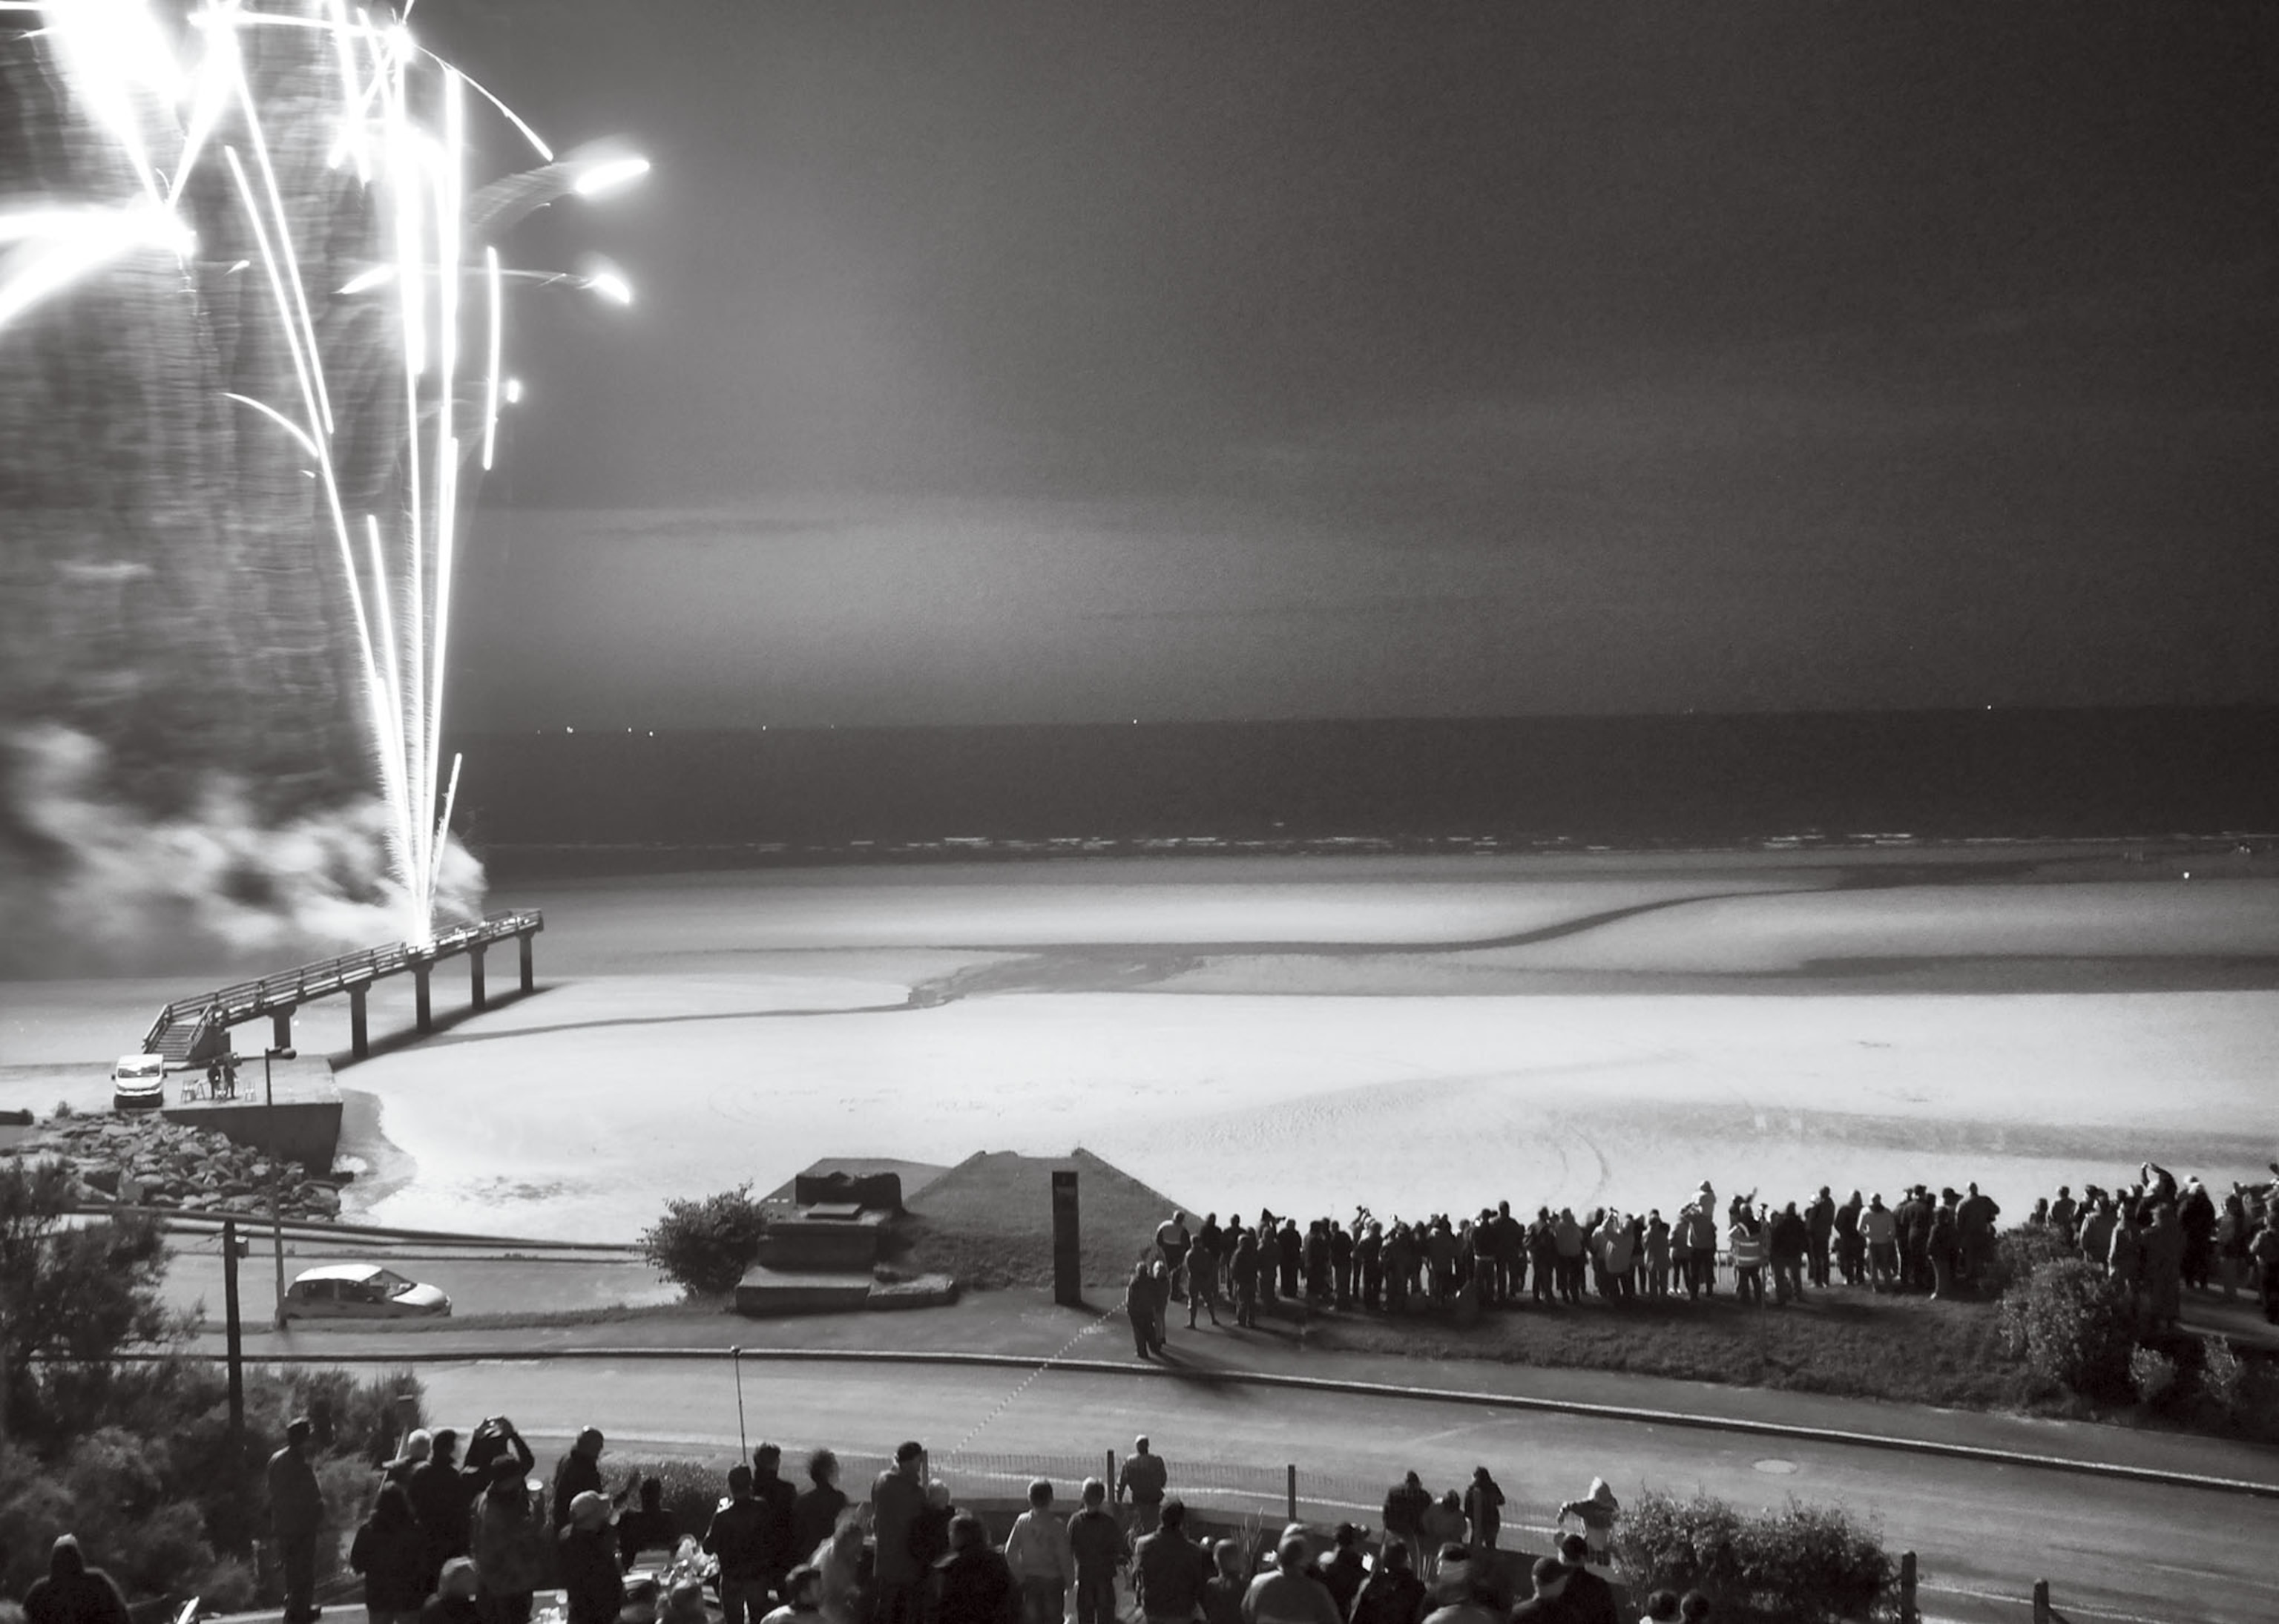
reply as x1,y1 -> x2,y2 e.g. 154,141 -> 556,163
519,931 -> 535,993
470,945 -> 487,1012
1052,1169 -> 1081,1307
349,987 -> 369,1060
413,964 -> 433,1033
272,1009 -> 292,1051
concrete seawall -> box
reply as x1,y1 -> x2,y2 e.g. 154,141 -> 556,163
163,1055 -> 341,1171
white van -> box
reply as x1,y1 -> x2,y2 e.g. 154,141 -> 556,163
111,1054 -> 166,1112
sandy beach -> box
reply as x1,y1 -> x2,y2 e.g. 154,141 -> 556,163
4,846 -> 2273,1243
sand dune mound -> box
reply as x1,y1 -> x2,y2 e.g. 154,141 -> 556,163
893,1148 -> 1187,1289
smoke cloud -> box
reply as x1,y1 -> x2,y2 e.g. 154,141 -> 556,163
1,724 -> 485,978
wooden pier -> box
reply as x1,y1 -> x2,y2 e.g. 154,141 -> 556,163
140,909 -> 544,1064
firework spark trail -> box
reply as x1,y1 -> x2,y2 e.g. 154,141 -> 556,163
0,1 -> 645,941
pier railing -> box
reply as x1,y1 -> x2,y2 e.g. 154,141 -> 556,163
139,909 -> 544,1059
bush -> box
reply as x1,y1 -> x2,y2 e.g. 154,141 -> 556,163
1611,1490 -> 1893,1623
1982,1223 -> 2078,1298
0,1429 -> 217,1602
0,1137 -> 432,1610
1,1157 -> 178,1443
197,1557 -> 258,1613
639,1184 -> 769,1296
609,1455 -> 738,1543
1996,1258 -> 2135,1401
246,1365 -> 427,1464
2128,1344 -> 2178,1409
0,1365 -> 427,1606
2200,1334 -> 2246,1416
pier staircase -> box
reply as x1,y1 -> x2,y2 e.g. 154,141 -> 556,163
145,1005 -> 230,1067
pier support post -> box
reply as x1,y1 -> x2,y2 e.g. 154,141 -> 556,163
272,1009 -> 292,1051
349,987 -> 369,1059
413,964 -> 433,1034
470,946 -> 487,1012
519,931 -> 535,993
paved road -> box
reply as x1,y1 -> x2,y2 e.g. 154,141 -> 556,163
160,1230 -> 676,1327
387,1354 -> 2274,1624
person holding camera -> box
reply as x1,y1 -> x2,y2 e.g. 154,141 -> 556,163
464,1417 -> 536,1485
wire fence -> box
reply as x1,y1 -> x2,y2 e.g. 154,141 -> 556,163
614,1433 -> 1609,1554
739,1448 -> 1585,1554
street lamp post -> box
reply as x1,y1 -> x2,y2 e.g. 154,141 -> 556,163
223,1214 -> 243,1447
264,1045 -> 296,1329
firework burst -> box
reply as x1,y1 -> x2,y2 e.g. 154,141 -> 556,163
0,1 -> 645,942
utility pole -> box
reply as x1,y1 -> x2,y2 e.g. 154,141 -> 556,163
265,1045 -> 296,1329
223,1216 -> 244,1447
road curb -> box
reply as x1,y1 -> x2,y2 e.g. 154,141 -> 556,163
144,1341 -> 2279,1501
107,1206 -> 642,1252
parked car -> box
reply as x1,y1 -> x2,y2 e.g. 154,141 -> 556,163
111,1054 -> 167,1113
281,1263 -> 452,1322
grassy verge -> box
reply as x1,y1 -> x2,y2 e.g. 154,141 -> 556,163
193,1299 -> 732,1335
1292,1287 -> 2279,1444
1306,1290 -> 2033,1408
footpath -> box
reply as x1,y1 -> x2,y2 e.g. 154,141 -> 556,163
181,1283 -> 2279,1498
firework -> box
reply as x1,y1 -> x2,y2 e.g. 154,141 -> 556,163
0,1 -> 645,942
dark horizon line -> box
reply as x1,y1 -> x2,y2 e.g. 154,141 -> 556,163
449,700 -> 2279,740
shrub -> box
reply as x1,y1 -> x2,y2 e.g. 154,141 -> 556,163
197,1557 -> 258,1614
1611,1490 -> 1892,1623
1983,1223 -> 2078,1298
1996,1258 -> 2135,1401
1,1157 -> 178,1443
2198,1335 -> 2246,1416
2128,1344 -> 2178,1409
0,1429 -> 216,1602
640,1183 -> 769,1296
604,1455 -> 738,1550
0,1365 -> 427,1606
0,1086 -> 430,1610
244,1364 -> 427,1464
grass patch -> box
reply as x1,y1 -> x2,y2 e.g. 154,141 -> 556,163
194,1299 -> 732,1335
1300,1288 -> 2279,1443
436,1301 -> 729,1332
1308,1291 -> 2034,1410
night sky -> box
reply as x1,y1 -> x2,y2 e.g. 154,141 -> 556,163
431,2 -> 2279,729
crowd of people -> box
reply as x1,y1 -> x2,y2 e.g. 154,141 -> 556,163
22,1422 -> 1690,1624
2032,1162 -> 2279,1329
21,1160 -> 2277,1624
1122,1157 -> 2279,1354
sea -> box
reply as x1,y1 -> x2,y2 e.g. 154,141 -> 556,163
451,704 -> 2279,875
